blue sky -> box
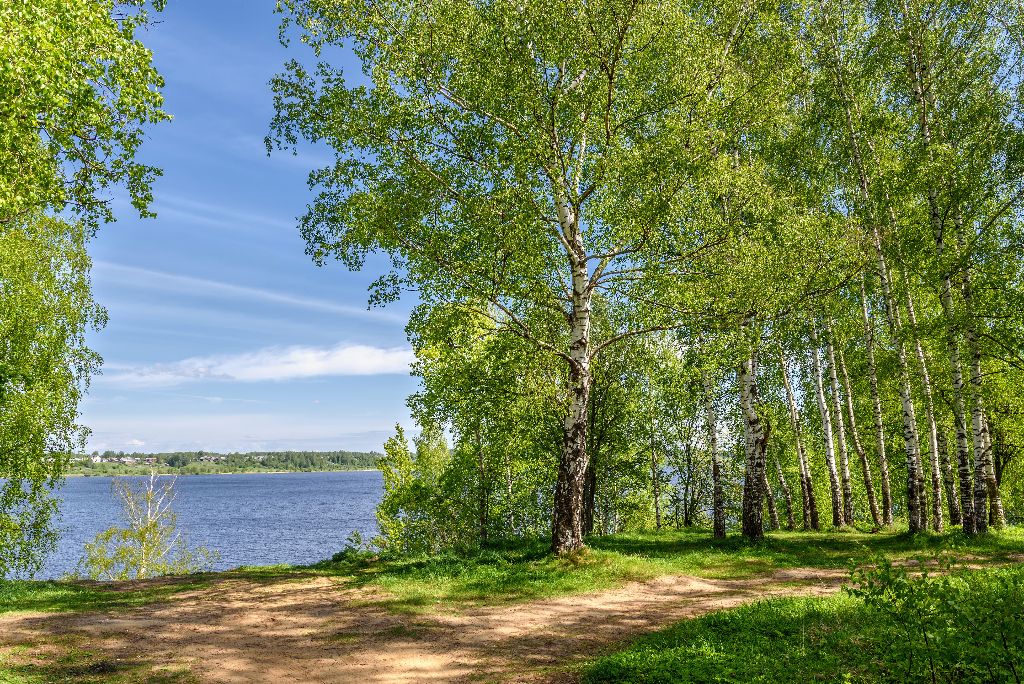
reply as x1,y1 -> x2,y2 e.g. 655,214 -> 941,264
83,0 -> 417,454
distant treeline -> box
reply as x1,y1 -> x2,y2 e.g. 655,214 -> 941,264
81,450 -> 381,474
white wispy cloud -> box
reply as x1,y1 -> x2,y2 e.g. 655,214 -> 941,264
102,343 -> 415,388
95,262 -> 407,324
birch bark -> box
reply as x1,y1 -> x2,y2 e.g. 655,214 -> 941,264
904,291 -> 944,531
825,322 -> 854,525
981,412 -> 1006,528
550,191 -> 593,554
762,467 -> 780,531
936,429 -> 961,526
738,357 -> 768,540
859,278 -> 893,526
810,329 -> 844,528
827,36 -> 922,531
936,266 -> 976,534
837,347 -> 881,527
959,226 -> 989,535
779,348 -> 818,529
903,15 -> 977,534
875,262 -> 924,532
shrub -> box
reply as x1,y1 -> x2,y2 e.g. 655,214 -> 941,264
848,552 -> 1024,683
65,473 -> 219,581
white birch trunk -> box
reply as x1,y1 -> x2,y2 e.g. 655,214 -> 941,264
860,277 -> 893,526
936,429 -> 962,526
779,347 -> 818,530
957,220 -> 989,535
837,346 -> 881,528
775,456 -> 795,531
825,321 -> 854,525
829,41 -> 923,531
905,18 -> 974,535
875,254 -> 924,532
936,270 -> 976,533
738,357 -> 768,539
981,411 -> 1006,528
810,329 -> 844,528
551,185 -> 593,554
904,290 -> 944,531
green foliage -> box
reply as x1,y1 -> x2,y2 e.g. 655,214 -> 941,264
0,0 -> 170,228
374,425 -> 480,552
0,213 -> 105,578
585,553 -> 1024,684
65,474 -> 218,581
848,553 -> 1024,683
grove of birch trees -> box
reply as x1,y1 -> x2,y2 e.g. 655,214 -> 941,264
269,0 -> 1024,550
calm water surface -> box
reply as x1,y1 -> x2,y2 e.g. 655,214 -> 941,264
44,470 -> 383,579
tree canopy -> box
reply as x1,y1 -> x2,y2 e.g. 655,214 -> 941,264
0,0 -> 169,230
0,213 -> 105,578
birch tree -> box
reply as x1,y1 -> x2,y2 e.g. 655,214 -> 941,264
1,214 -> 105,578
269,0 -> 799,552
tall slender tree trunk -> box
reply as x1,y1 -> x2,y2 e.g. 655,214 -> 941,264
738,357 -> 768,540
954,222 -> 989,535
936,429 -> 961,526
779,348 -> 818,530
825,322 -> 854,525
936,266 -> 976,533
650,422 -> 661,531
878,263 -> 924,532
476,426 -> 488,542
828,36 -> 920,530
551,225 -> 593,553
703,369 -> 726,538
762,467 -> 780,531
810,329 -> 844,528
837,347 -> 881,528
981,412 -> 1006,528
905,25 -> 977,535
775,456 -> 795,530
903,291 -> 944,531
582,462 -> 597,536
859,278 -> 893,526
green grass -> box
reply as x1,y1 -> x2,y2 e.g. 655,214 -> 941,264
2,527 -> 1022,684
3,527 -> 1022,616
0,634 -> 197,684
0,575 -> 217,617
583,562 -> 1024,683
296,526 -> 1024,611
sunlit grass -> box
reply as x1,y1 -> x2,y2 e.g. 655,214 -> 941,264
583,562 -> 1024,683
2,526 -> 1021,616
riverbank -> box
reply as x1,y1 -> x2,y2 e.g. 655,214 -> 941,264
66,467 -> 380,477
2,528 -> 1022,683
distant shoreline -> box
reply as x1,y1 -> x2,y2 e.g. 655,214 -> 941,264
65,468 -> 380,478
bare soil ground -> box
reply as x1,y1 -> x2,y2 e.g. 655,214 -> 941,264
0,567 -> 849,684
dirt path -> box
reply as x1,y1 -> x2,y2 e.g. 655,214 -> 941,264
0,568 -> 847,683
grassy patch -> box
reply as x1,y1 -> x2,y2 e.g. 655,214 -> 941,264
296,526 -> 1024,611
0,575 -> 217,617
3,527 -> 1022,618
583,562 -> 1024,683
0,633 -> 197,684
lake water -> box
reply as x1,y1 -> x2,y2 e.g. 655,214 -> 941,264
42,470 -> 383,580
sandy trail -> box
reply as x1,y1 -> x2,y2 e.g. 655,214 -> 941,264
0,568 -> 847,683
